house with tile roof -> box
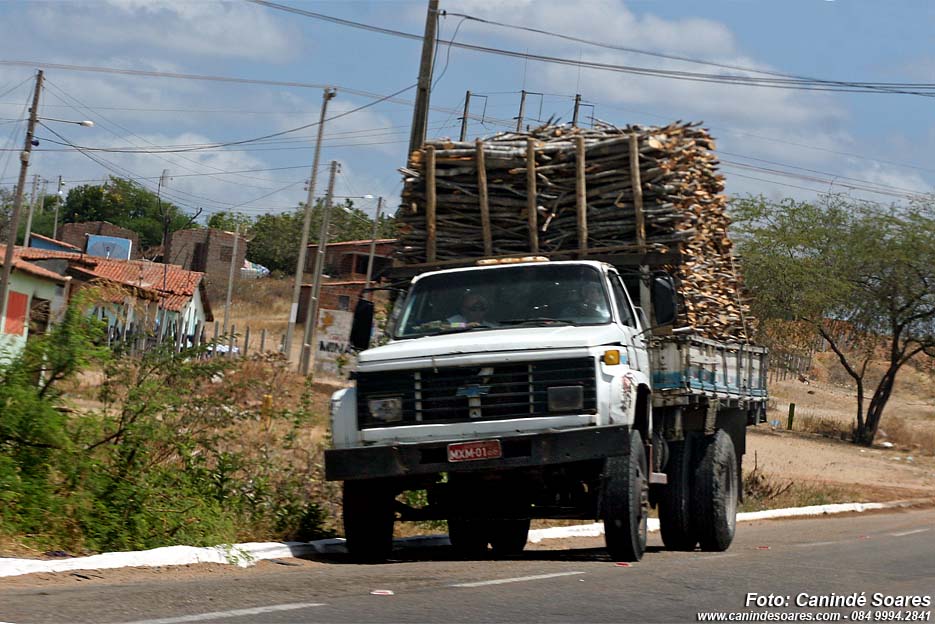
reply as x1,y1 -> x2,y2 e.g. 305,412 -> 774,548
5,245 -> 213,342
0,249 -> 72,361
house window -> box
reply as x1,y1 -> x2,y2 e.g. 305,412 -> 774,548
219,245 -> 234,262
338,295 -> 350,311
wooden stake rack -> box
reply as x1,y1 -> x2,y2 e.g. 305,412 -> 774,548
395,121 -> 755,341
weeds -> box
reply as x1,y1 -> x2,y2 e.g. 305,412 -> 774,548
0,298 -> 337,554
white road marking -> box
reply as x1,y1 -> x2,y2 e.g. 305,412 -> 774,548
115,602 -> 326,624
890,528 -> 930,537
793,541 -> 842,548
451,571 -> 585,588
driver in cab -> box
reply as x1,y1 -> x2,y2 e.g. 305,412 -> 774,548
447,292 -> 490,326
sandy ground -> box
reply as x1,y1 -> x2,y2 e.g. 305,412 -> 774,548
747,426 -> 935,497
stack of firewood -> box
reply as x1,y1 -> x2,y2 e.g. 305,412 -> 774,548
396,122 -> 754,341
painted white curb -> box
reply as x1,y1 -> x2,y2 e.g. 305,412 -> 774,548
0,499 -> 925,578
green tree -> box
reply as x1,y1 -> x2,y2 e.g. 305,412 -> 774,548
731,194 -> 935,445
246,199 -> 396,274
207,210 -> 253,233
0,187 -> 13,242
61,177 -> 199,249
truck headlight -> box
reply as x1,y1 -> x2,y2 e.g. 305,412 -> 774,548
368,397 -> 403,422
547,386 -> 583,412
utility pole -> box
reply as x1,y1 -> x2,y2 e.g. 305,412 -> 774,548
27,179 -> 47,246
300,160 -> 339,376
157,169 -> 170,337
572,93 -> 582,127
407,0 -> 440,155
0,70 -> 43,326
52,175 -> 63,239
459,90 -> 471,142
23,174 -> 39,247
364,196 -> 384,289
223,223 -> 240,334
515,89 -> 527,132
284,87 -> 336,359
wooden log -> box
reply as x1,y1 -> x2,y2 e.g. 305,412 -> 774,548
629,132 -> 646,253
476,139 -> 493,256
526,138 -> 539,253
426,145 -> 437,262
575,135 -> 588,254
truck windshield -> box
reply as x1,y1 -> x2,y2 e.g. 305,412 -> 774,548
395,263 -> 612,338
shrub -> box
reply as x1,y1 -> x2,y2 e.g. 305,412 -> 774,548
0,299 -> 335,553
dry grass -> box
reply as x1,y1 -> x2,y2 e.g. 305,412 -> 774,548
740,461 -> 869,512
880,417 -> 935,456
225,277 -> 294,335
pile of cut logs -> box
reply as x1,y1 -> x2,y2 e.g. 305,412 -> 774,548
396,122 -> 754,340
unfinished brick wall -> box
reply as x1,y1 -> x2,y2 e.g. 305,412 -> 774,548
305,240 -> 395,280
167,228 -> 247,290
297,281 -> 365,323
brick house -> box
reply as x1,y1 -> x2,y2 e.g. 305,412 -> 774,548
59,221 -> 141,259
304,239 -> 396,280
167,228 -> 247,290
297,239 -> 396,323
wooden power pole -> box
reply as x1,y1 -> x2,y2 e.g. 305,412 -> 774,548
0,70 -> 43,325
407,0 -> 440,155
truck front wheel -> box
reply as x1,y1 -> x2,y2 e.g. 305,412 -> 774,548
601,430 -> 648,562
343,479 -> 396,563
489,518 -> 530,557
658,436 -> 699,551
448,518 -> 489,558
692,430 -> 739,551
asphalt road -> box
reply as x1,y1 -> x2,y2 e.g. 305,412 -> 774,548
1,508 -> 933,624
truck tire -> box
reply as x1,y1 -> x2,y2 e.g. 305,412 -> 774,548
343,480 -> 395,563
447,518 -> 488,558
658,437 -> 699,551
489,518 -> 530,557
692,430 -> 739,552
601,430 -> 648,562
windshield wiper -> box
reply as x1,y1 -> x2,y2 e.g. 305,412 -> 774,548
497,317 -> 576,326
426,323 -> 497,336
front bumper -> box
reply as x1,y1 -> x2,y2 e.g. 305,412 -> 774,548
324,425 -> 631,481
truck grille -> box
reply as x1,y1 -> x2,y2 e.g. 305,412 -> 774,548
356,357 -> 597,428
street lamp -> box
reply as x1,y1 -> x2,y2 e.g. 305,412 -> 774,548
39,117 -> 94,127
0,69 -> 94,327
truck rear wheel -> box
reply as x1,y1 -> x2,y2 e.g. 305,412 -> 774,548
658,437 -> 699,551
692,430 -> 739,552
447,518 -> 488,558
343,480 -> 395,563
489,518 -> 530,557
601,430 -> 648,562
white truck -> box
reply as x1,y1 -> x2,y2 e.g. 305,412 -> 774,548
326,256 -> 767,562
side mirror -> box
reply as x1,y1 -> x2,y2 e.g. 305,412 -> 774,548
350,299 -> 374,351
652,273 -> 678,327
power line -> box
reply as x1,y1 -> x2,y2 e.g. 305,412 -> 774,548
0,60 -> 519,127
244,0 -> 935,98
32,83 -> 419,154
42,80 -> 290,191
442,11 -> 928,99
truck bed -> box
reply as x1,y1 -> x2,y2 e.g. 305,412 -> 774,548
649,334 -> 768,407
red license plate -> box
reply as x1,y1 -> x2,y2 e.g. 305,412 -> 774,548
447,439 -> 502,463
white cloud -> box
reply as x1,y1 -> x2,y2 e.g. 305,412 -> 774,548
28,1 -> 299,62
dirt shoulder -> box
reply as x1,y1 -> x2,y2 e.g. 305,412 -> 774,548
747,426 -> 935,498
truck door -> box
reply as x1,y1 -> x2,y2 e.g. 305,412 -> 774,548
609,272 -> 649,372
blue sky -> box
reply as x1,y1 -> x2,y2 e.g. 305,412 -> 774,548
1,0 -> 934,223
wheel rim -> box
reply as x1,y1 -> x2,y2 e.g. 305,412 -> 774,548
637,462 -> 648,538
724,458 -> 738,534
